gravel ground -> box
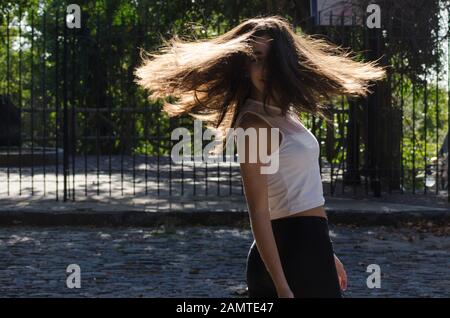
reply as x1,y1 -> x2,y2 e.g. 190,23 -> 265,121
0,223 -> 448,298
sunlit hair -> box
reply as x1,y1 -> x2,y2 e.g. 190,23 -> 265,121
135,15 -> 386,153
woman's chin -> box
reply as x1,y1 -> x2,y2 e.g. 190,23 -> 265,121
255,85 -> 265,94
250,83 -> 264,95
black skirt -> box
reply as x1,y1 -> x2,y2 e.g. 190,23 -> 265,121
246,216 -> 342,298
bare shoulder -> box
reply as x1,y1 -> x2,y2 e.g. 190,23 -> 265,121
235,111 -> 279,159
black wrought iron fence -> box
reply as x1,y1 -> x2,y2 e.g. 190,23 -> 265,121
0,3 -> 448,201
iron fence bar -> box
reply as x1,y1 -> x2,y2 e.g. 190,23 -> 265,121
106,21 -> 112,198
6,11 -> 10,197
132,21 -> 137,197
54,7 -> 60,201
180,117 -> 184,196
71,24 -> 76,201
144,99 -> 149,195
424,77 -> 428,195
82,25 -> 88,197
18,8 -> 23,196
435,61 -> 440,194
63,15 -> 69,202
31,10 -> 36,196
120,13 -> 125,197
157,105 -> 161,196
95,11 -> 100,196
400,57 -> 405,194
412,78 -> 416,194
42,10 -> 47,196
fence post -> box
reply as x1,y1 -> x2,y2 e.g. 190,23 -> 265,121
366,26 -> 382,197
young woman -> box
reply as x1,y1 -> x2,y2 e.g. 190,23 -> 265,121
135,15 -> 386,298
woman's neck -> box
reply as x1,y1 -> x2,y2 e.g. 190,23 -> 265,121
249,89 -> 278,107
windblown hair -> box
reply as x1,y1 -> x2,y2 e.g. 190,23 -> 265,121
135,15 -> 386,153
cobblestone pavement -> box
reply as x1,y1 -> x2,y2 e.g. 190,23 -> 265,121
0,224 -> 448,298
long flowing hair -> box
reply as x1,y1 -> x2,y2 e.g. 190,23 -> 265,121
135,15 -> 386,153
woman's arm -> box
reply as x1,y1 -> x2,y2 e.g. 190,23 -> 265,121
237,113 -> 292,297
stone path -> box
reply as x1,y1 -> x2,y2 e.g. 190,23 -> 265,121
0,224 -> 448,298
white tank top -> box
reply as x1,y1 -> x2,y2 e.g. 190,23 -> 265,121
233,98 -> 325,220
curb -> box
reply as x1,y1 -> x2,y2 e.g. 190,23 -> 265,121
0,209 -> 448,227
